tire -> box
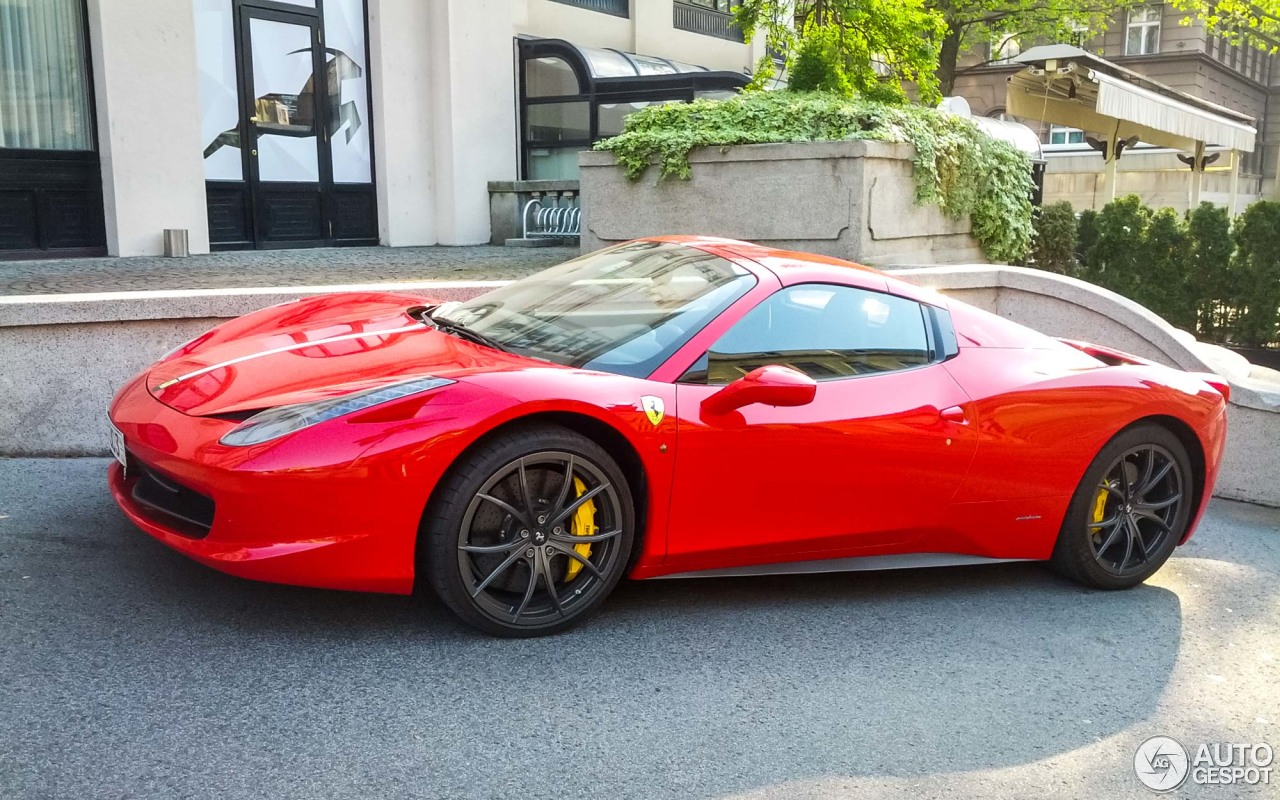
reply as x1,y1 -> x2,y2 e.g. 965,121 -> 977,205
421,424 -> 636,637
1050,423 -> 1194,589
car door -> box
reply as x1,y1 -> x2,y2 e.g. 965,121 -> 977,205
665,282 -> 978,571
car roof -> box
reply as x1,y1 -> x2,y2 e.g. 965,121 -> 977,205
641,235 -> 949,308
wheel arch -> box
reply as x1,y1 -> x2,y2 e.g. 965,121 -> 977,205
416,410 -> 650,574
1122,413 -> 1207,536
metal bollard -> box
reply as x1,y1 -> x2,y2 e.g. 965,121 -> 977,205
163,229 -> 190,258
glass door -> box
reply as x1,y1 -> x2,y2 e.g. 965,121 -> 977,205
240,8 -> 327,245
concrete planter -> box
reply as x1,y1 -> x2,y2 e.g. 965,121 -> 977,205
579,140 -> 986,265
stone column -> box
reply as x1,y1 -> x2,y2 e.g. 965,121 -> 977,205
368,0 -> 438,246
86,0 -> 210,257
425,0 -> 519,245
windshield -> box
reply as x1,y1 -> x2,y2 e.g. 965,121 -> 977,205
434,241 -> 756,378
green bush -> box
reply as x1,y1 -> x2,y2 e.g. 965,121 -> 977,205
1085,195 -> 1151,299
595,91 -> 1034,262
1076,208 -> 1099,268
1185,202 -> 1233,340
1229,201 -> 1280,347
1137,208 -> 1192,330
1024,201 -> 1078,275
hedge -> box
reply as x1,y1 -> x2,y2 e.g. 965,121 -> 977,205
1022,195 -> 1280,348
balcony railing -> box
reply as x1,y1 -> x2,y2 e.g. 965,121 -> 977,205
673,2 -> 745,42
548,0 -> 629,18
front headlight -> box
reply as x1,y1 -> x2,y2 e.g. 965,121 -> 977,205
219,376 -> 455,447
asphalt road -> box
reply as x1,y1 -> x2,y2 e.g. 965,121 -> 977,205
1,458 -> 1277,800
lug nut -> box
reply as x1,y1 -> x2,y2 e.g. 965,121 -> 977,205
537,515 -> 547,524
553,526 -> 562,535
525,549 -> 535,558
520,530 -> 529,538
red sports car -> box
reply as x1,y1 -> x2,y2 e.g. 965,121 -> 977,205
108,237 -> 1228,636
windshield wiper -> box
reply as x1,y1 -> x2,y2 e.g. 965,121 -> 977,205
421,308 -> 513,353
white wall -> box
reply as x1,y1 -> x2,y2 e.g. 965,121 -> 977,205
363,0 -> 757,244
427,0 -> 520,245
368,0 -> 437,246
87,0 -> 210,257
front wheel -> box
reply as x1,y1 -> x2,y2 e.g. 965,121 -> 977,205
1050,423 -> 1194,589
421,424 -> 635,637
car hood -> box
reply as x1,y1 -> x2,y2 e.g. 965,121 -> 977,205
148,292 -> 541,416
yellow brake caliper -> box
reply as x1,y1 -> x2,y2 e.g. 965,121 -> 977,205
565,477 -> 597,581
1090,484 -> 1109,534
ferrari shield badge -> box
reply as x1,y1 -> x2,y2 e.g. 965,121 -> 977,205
640,395 -> 665,427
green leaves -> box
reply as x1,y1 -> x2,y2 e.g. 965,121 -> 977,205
1070,196 -> 1279,346
736,0 -> 946,103
594,91 -> 1034,262
1023,201 -> 1079,275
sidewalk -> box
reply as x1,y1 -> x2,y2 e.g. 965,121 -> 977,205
0,245 -> 578,296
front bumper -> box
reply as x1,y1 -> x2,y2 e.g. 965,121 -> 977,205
107,373 -> 465,594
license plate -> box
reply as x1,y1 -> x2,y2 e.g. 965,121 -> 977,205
109,422 -> 127,472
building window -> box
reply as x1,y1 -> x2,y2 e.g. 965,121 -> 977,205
0,0 -> 94,151
673,1 -> 745,42
1125,5 -> 1161,56
548,0 -> 629,18
987,36 -> 1021,64
1048,125 -> 1086,145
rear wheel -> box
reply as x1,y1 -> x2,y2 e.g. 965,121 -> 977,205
1050,424 -> 1193,589
421,425 -> 635,637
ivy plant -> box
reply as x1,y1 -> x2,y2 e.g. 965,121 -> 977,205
594,91 -> 1034,262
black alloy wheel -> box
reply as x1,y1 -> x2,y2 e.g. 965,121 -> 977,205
1051,423 -> 1194,589
422,425 -> 635,637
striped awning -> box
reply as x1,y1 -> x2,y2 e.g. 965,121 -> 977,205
1006,46 -> 1257,152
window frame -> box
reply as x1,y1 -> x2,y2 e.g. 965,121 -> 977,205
676,282 -> 950,386
0,0 -> 99,158
1124,5 -> 1162,56
1047,125 -> 1087,146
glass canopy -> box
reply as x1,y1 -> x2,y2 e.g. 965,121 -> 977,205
519,37 -> 750,180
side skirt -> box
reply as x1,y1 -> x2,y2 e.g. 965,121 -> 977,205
651,553 -> 1034,580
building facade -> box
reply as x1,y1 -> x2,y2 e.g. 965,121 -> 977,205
0,0 -> 763,259
952,3 -> 1278,211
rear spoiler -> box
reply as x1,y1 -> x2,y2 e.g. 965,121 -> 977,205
1058,338 -> 1232,401
1057,338 -> 1158,367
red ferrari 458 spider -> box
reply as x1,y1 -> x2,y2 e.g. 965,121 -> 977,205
108,236 -> 1228,636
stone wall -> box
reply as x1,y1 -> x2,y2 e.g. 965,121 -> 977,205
578,141 -> 987,266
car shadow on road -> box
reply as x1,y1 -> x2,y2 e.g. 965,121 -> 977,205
83,516 -> 1187,781
1,458 -> 1191,796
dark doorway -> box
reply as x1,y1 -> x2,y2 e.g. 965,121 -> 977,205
202,0 -> 377,250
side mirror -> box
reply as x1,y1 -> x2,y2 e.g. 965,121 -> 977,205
702,365 -> 817,416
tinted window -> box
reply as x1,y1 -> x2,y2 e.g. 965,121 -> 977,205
435,241 -> 756,379
682,284 -> 931,384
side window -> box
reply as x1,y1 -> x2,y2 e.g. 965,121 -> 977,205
681,284 -> 932,384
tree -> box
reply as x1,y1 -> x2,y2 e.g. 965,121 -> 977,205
927,0 -> 1138,96
735,0 -> 947,103
1184,202 -> 1234,341
1086,195 -> 1151,298
1137,207 -> 1193,330
1024,201 -> 1078,275
1228,201 -> 1280,347
1170,0 -> 1280,56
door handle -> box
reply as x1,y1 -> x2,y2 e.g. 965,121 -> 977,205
940,405 -> 968,424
